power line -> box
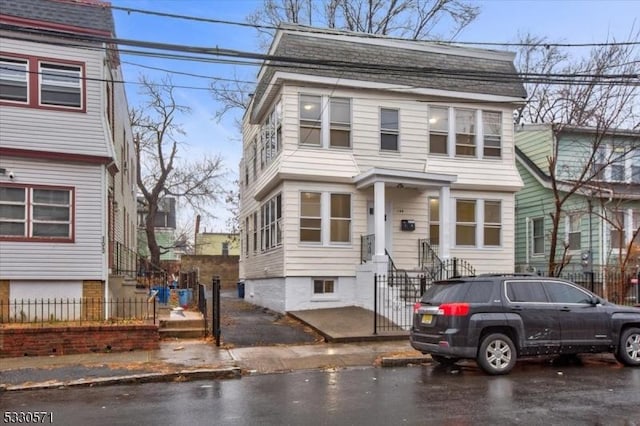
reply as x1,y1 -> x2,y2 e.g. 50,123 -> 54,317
109,4 -> 640,48
2,25 -> 637,87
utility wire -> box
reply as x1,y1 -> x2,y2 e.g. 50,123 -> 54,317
108,4 -> 640,48
2,25 -> 637,86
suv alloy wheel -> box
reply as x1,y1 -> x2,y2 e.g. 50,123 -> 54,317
477,333 -> 517,375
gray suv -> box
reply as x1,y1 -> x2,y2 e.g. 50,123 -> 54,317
410,274 -> 640,375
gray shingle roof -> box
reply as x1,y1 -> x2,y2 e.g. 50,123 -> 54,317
0,0 -> 114,34
254,30 -> 527,108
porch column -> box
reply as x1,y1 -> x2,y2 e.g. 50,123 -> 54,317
373,181 -> 388,275
439,186 -> 451,259
374,181 -> 386,257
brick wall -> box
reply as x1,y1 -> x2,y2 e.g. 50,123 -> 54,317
82,280 -> 105,320
0,325 -> 159,358
181,255 -> 239,290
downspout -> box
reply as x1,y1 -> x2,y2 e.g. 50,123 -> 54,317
600,188 -> 614,294
525,217 -> 530,267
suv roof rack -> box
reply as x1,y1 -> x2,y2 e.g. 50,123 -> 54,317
476,273 -> 537,277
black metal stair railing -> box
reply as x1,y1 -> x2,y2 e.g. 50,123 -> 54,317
112,240 -> 167,290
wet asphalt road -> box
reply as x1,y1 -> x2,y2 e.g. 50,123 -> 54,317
2,359 -> 639,425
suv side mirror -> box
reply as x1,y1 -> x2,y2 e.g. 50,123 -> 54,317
590,296 -> 600,306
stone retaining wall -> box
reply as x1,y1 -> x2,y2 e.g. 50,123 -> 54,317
0,325 -> 159,358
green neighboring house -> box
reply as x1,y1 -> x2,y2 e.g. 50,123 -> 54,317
514,124 -> 640,280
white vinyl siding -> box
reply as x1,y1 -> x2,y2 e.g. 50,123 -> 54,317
0,38 -> 110,157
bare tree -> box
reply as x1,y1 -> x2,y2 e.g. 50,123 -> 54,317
211,0 -> 480,120
515,29 -> 639,277
132,75 -> 226,266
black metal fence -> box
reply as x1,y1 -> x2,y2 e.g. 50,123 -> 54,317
374,274 -> 428,333
0,297 -> 156,325
532,270 -> 640,306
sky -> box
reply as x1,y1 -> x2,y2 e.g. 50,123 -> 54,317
109,0 -> 640,232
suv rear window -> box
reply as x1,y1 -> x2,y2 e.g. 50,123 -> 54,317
421,280 -> 492,304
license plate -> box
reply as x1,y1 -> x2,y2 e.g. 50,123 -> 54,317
421,314 -> 432,324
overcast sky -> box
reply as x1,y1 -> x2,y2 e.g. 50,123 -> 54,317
111,0 -> 640,232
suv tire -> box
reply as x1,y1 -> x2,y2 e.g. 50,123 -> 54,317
617,327 -> 640,366
477,333 -> 516,375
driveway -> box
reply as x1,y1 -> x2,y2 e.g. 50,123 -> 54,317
219,290 -> 322,347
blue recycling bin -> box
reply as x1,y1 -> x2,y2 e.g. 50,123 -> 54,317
237,281 -> 245,299
178,288 -> 193,307
152,286 -> 169,304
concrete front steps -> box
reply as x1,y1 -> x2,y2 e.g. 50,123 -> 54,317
158,308 -> 206,339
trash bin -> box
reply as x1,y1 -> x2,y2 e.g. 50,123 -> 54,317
178,289 -> 193,307
152,286 -> 169,304
237,281 -> 245,299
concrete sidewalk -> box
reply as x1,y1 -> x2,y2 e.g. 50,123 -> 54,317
0,339 -> 429,392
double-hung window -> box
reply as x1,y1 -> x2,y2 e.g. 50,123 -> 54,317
531,217 -> 544,255
380,108 -> 399,151
456,199 -> 476,246
39,62 -> 82,108
611,147 -> 626,182
300,95 -> 322,145
330,98 -> 350,148
261,194 -> 282,250
609,210 -> 625,250
455,109 -> 476,156
300,192 -> 351,244
483,111 -> 502,158
330,194 -> 351,243
300,192 -> 322,243
0,57 -> 28,103
484,201 -> 501,246
632,149 -> 640,184
429,197 -> 439,245
567,213 -> 581,250
0,185 -> 73,240
429,107 -> 448,154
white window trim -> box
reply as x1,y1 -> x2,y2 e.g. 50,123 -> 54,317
380,107 -> 400,152
299,190 -> 352,247
311,277 -> 339,301
565,213 -> 582,253
454,198 -> 503,248
299,93 -> 352,150
531,217 -> 545,257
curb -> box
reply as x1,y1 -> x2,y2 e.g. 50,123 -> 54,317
380,356 -> 430,367
2,367 -> 241,392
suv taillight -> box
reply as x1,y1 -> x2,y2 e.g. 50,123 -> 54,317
438,303 -> 470,316
413,302 -> 422,313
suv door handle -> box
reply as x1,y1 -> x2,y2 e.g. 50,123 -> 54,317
560,307 -> 571,312
512,306 -> 523,311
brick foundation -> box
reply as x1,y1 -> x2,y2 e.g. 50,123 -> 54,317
0,325 -> 159,358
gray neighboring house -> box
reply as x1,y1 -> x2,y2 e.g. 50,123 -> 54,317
0,0 -> 138,308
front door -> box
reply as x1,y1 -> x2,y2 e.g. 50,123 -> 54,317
367,201 -> 392,256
